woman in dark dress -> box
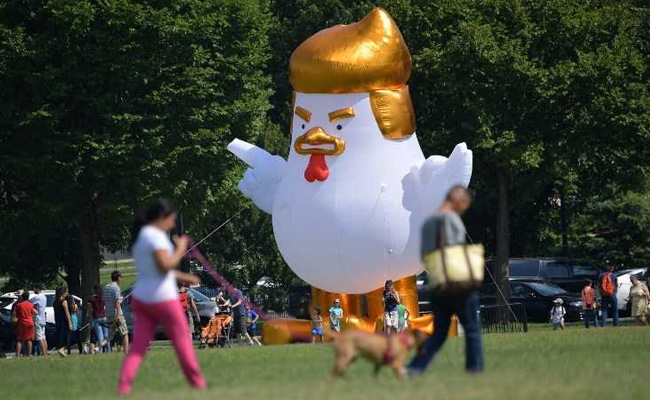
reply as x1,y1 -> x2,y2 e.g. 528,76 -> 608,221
53,286 -> 72,357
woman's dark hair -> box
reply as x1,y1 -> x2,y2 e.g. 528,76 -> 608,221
55,285 -> 67,301
21,290 -> 30,301
131,198 -> 177,246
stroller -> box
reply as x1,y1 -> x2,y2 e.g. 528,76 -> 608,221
200,305 -> 233,348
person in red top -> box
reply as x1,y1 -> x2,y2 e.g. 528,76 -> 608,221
581,279 -> 598,329
13,290 -> 37,357
178,284 -> 200,338
88,284 -> 109,353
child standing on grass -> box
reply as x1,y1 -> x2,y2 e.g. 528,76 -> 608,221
329,299 -> 343,332
311,307 -> 324,343
117,199 -> 207,396
581,279 -> 598,329
396,303 -> 410,333
550,298 -> 566,330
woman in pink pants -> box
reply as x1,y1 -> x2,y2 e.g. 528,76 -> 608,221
118,199 -> 207,396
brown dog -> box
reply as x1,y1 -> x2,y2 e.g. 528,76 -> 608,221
328,329 -> 417,380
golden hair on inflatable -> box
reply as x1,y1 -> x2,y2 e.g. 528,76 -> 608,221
289,8 -> 416,139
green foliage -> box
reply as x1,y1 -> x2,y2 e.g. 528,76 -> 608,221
0,0 -> 276,294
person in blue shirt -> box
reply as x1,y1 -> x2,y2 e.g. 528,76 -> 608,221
244,304 -> 262,346
329,299 -> 343,332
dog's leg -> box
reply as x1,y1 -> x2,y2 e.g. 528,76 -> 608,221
329,352 -> 355,381
373,363 -> 382,378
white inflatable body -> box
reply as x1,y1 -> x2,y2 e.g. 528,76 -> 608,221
228,92 -> 472,294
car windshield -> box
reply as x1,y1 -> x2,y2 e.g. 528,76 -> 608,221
0,297 -> 14,309
526,282 -> 567,296
188,288 -> 210,302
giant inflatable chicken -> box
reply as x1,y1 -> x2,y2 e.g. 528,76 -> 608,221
228,8 -> 472,342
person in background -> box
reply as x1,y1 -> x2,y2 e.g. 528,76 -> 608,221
407,186 -> 483,376
627,275 -> 649,326
581,279 -> 598,329
329,299 -> 343,332
244,303 -> 262,346
215,290 -> 230,313
396,302 -> 410,333
88,284 -> 109,353
179,284 -> 200,338
68,296 -> 84,354
117,198 -> 206,396
382,280 -> 400,335
229,288 -> 247,341
550,298 -> 566,331
30,284 -> 48,355
598,264 -> 619,327
53,285 -> 73,357
104,270 -> 129,354
311,307 -> 324,343
13,290 -> 36,358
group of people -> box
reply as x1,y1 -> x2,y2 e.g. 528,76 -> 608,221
551,265 -> 650,330
8,273 -> 131,358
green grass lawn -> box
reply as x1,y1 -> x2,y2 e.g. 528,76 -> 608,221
2,326 -> 649,400
100,262 -> 137,289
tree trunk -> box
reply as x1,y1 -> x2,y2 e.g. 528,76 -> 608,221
77,193 -> 102,301
66,257 -> 82,296
495,168 -> 510,320
560,185 -> 569,257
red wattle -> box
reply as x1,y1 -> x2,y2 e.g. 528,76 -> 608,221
304,154 -> 329,182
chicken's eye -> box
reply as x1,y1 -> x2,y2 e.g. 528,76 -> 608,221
301,124 -> 306,129
336,124 -> 343,131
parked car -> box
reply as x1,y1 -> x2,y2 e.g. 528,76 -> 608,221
479,278 -> 584,322
487,258 -> 600,293
121,286 -> 217,338
615,268 -> 648,314
0,308 -> 14,351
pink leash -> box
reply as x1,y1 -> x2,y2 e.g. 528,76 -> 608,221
181,207 -> 268,320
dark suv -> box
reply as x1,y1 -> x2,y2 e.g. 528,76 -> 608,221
487,258 -> 599,293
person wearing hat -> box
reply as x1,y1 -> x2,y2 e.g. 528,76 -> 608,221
550,298 -> 566,330
104,270 -> 129,354
329,299 -> 344,332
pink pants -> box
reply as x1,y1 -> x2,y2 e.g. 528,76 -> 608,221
118,298 -> 206,395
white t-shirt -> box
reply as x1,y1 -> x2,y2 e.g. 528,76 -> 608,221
132,225 -> 178,303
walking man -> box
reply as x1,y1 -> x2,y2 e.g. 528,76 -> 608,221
407,186 -> 483,375
104,271 -> 130,353
31,284 -> 48,355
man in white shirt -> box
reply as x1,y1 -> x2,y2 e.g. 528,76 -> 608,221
30,284 -> 48,355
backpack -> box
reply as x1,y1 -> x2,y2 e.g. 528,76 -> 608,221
600,273 -> 616,297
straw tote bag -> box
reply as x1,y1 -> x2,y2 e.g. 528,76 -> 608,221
423,225 -> 485,296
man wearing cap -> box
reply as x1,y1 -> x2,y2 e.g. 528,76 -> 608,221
104,270 -> 129,353
550,298 -> 566,331
328,299 -> 343,332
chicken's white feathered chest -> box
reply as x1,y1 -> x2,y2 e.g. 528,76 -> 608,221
271,93 -> 426,294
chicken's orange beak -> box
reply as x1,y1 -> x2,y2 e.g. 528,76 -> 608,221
294,127 -> 345,156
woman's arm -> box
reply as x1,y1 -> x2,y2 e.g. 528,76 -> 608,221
63,301 -> 72,329
153,235 -> 190,273
176,271 -> 201,286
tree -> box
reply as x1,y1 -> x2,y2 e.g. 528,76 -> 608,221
0,0 -> 274,298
